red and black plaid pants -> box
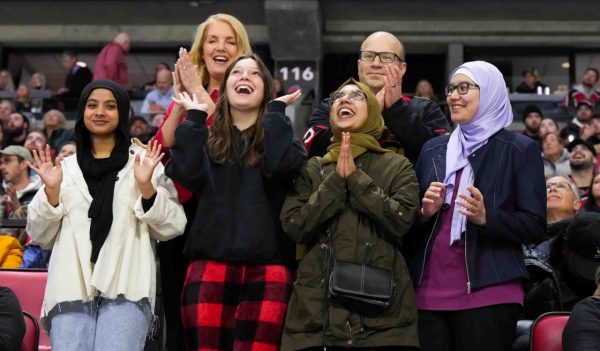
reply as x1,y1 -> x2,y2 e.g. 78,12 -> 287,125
181,259 -> 292,351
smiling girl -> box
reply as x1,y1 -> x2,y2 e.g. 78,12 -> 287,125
166,55 -> 306,351
26,80 -> 186,351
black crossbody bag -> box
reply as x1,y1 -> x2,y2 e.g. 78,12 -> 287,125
317,158 -> 396,313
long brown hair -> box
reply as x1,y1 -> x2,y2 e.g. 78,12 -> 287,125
207,55 -> 274,166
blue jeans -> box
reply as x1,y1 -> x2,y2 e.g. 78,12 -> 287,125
49,298 -> 153,351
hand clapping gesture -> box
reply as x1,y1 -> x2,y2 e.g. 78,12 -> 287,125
457,185 -> 486,226
28,144 -> 63,206
336,132 -> 356,179
172,92 -> 208,112
175,48 -> 215,114
421,182 -> 446,221
274,90 -> 302,106
134,140 -> 165,199
376,64 -> 404,111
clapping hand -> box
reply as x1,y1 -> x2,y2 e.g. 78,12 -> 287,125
421,182 -> 446,221
336,132 -> 356,179
274,90 -> 302,106
172,92 -> 208,112
134,140 -> 165,199
28,145 -> 63,206
457,185 -> 486,225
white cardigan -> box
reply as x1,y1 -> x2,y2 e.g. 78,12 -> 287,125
26,141 -> 186,329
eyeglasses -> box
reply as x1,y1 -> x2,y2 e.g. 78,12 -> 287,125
359,51 -> 403,64
546,182 -> 574,192
330,90 -> 367,104
445,82 -> 480,96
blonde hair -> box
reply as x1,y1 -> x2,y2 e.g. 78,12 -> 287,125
188,14 -> 252,87
43,109 -> 66,129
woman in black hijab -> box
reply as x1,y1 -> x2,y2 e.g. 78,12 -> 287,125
26,80 -> 186,351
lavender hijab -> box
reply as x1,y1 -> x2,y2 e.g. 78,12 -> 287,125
445,61 -> 513,244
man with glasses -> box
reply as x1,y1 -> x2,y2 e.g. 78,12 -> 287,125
304,31 -> 450,164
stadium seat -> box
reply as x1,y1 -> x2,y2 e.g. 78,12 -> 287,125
0,269 -> 50,351
20,311 -> 39,351
530,312 -> 570,351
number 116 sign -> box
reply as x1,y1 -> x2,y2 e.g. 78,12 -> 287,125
276,61 -> 318,93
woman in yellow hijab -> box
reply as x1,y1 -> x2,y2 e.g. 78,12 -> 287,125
280,78 -> 421,350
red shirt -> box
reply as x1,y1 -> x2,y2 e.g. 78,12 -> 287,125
93,42 -> 128,86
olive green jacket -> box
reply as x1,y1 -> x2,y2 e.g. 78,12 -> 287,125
280,152 -> 420,350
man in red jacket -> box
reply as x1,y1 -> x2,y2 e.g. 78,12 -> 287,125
93,32 -> 131,87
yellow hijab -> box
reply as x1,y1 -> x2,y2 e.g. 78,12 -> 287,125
322,78 -> 391,164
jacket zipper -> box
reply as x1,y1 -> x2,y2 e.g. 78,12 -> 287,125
418,158 -> 442,285
465,227 -> 471,294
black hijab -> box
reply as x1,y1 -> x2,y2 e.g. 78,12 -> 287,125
75,80 -> 130,263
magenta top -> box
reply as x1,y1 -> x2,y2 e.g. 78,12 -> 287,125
415,170 -> 524,311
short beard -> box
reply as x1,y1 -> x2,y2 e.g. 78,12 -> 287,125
569,161 -> 594,171
7,127 -> 24,137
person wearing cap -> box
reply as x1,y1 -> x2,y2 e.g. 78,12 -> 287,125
0,145 -> 40,217
4,112 -> 29,147
521,104 -> 543,146
515,69 -> 548,94
561,100 -> 594,144
568,138 -> 597,203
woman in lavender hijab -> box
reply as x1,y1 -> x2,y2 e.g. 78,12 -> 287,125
409,61 -> 547,351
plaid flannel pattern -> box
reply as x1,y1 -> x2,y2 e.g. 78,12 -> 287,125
182,259 -> 292,351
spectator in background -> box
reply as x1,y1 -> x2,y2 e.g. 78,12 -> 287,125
562,268 -> 600,351
93,32 -> 131,86
24,129 -> 47,156
14,84 -> 33,113
42,109 -> 73,152
141,69 -> 172,113
142,62 -> 170,92
150,113 -> 165,129
304,31 -> 450,164
561,100 -> 594,144
29,72 -> 46,90
582,113 -> 600,154
57,141 -> 76,159
568,138 -> 597,203
0,287 -> 25,349
129,116 -> 152,144
539,117 -> 560,139
515,68 -> 548,94
5,112 -> 29,147
543,132 -> 571,179
0,146 -> 40,218
583,172 -> 600,213
0,100 -> 14,129
521,104 -> 543,145
415,79 -> 436,100
0,70 -> 15,92
57,50 -> 93,111
526,212 -> 600,317
564,67 -> 599,109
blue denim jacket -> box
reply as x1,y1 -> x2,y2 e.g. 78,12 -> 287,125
410,129 -> 547,291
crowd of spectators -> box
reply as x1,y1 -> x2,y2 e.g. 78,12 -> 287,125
1,15 -> 600,351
